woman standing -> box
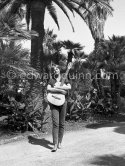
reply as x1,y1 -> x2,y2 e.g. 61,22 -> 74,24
47,65 -> 71,152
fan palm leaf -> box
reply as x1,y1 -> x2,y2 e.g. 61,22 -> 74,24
0,10 -> 38,40
47,2 -> 60,30
0,41 -> 39,77
0,0 -> 96,32
62,40 -> 84,51
0,0 -> 112,71
79,0 -> 113,41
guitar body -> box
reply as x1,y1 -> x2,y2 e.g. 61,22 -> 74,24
47,93 -> 65,106
47,61 -> 74,106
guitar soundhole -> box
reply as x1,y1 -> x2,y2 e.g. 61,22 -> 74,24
52,95 -> 61,100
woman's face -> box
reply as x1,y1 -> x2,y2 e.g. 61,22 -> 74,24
54,65 -> 60,75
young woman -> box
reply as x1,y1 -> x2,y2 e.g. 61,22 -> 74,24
47,65 -> 71,152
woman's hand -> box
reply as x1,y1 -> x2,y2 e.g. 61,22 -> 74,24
54,83 -> 71,90
53,87 -> 67,95
47,85 -> 67,95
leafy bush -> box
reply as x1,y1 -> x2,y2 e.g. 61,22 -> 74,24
0,78 -> 49,132
66,91 -> 90,121
66,87 -> 118,122
88,88 -> 118,119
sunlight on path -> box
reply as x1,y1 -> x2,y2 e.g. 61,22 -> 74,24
0,123 -> 125,166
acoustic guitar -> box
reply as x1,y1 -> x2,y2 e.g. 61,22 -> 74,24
47,62 -> 73,106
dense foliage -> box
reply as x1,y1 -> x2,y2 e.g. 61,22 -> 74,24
1,1 -> 125,134
0,9 -> 48,132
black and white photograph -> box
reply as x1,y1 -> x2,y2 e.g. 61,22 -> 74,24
0,0 -> 125,165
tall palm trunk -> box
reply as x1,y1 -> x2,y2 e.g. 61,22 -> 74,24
30,1 -> 46,115
31,0 -> 46,72
93,24 -> 105,99
95,39 -> 104,98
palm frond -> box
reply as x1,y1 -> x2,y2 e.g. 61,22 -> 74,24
81,0 -> 113,19
0,42 -> 40,77
53,0 -> 74,15
0,0 -> 12,11
47,2 -> 60,30
52,41 -> 63,51
0,10 -> 38,40
8,0 -> 22,14
79,0 -> 113,41
95,36 -> 125,64
53,0 -> 75,31
62,40 -> 84,50
66,2 -> 86,21
95,0 -> 113,11
0,44 -> 29,63
26,0 -> 31,30
43,28 -> 58,55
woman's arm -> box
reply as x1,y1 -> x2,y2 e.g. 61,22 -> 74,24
47,85 -> 67,95
54,83 -> 71,90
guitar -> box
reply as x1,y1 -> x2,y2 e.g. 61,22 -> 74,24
47,62 -> 73,106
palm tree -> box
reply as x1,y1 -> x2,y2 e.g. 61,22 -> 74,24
0,8 -> 37,74
0,9 -> 39,93
43,28 -> 57,51
79,0 -> 113,43
0,10 -> 38,41
79,0 -> 113,98
0,0 -> 113,72
62,40 -> 83,52
0,0 -> 114,100
42,28 -> 59,75
62,40 -> 84,63
95,35 -> 125,109
0,0 -> 82,71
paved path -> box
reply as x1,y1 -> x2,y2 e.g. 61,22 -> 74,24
0,122 -> 125,166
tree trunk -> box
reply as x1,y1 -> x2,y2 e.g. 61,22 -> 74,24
30,1 -> 46,119
31,0 -> 46,72
93,40 -> 104,99
110,73 -> 120,107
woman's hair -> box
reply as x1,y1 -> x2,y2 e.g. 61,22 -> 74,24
50,65 -> 59,80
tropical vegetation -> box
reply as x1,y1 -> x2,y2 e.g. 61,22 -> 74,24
1,0 -> 125,134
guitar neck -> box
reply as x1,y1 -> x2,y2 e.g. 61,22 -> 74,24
60,68 -> 70,86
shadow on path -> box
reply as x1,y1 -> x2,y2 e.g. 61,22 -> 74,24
86,113 -> 125,130
114,125 -> 125,135
85,118 -> 125,135
28,136 -> 53,150
86,122 -> 125,129
90,155 -> 125,166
